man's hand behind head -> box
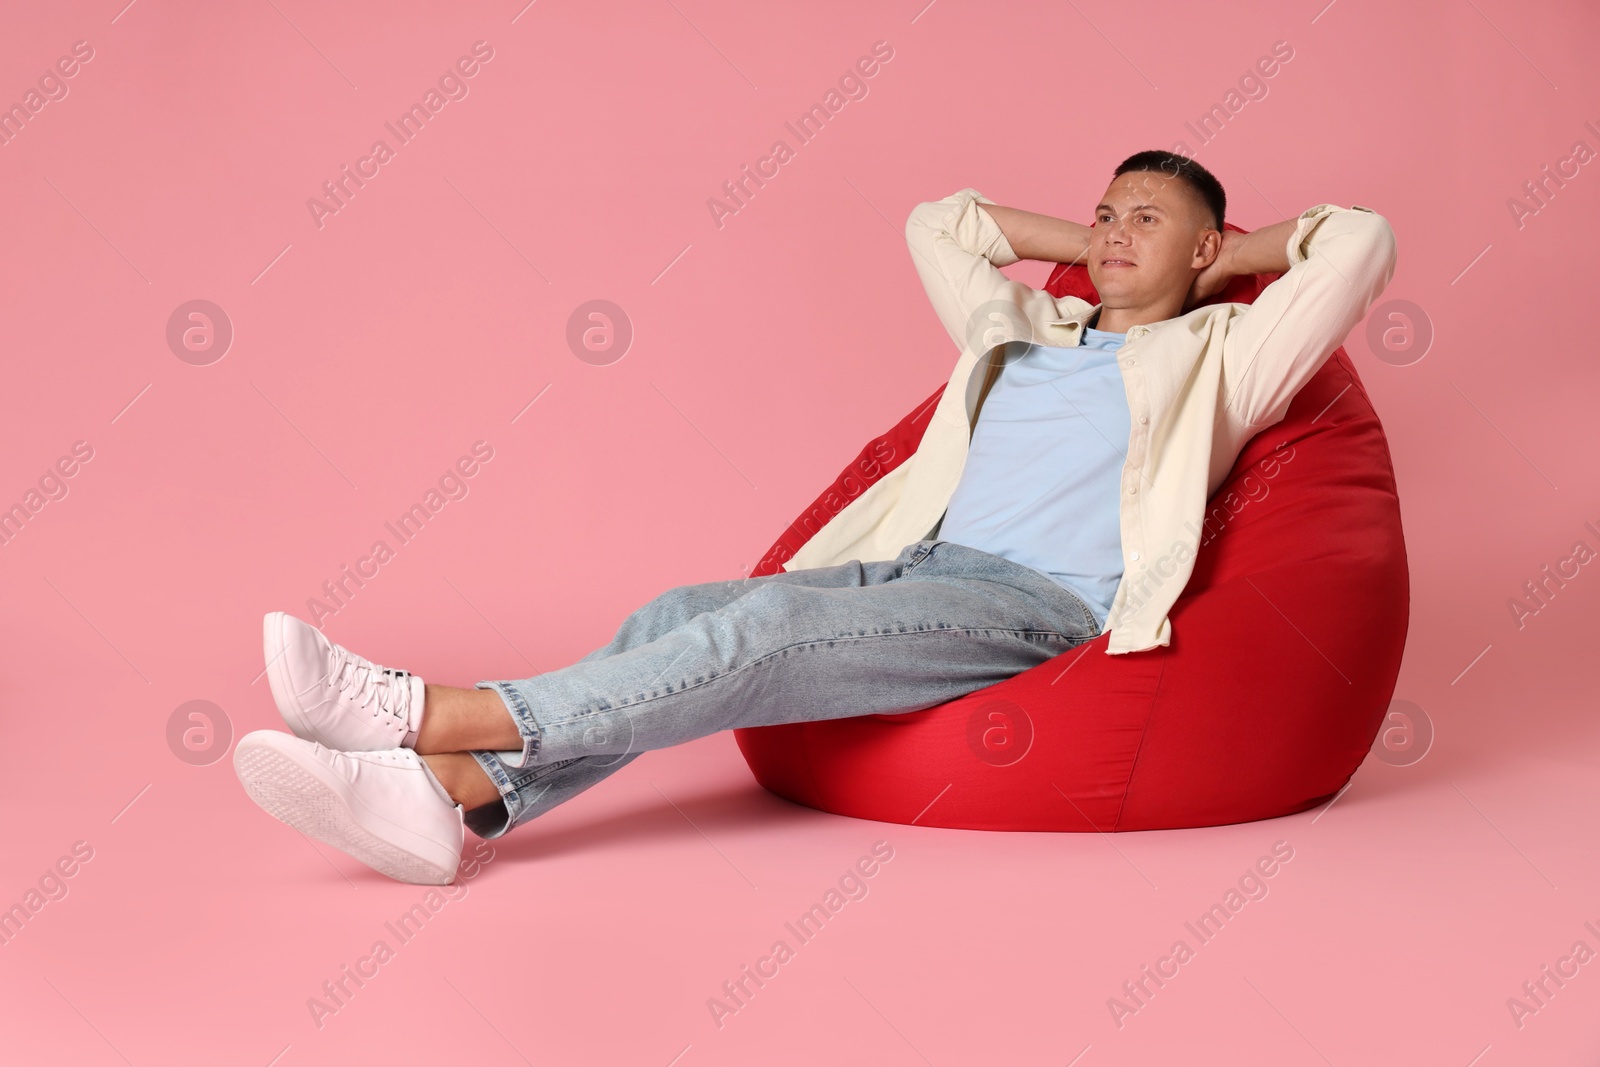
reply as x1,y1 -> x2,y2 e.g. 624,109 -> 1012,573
1184,229 -> 1244,313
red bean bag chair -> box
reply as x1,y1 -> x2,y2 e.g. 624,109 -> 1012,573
733,227 -> 1410,831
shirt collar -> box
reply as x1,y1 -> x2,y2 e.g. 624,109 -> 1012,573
1046,304 -> 1160,340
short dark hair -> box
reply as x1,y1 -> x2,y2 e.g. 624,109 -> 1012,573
1111,150 -> 1226,233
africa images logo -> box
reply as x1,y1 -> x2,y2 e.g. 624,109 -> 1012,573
306,41 -> 496,229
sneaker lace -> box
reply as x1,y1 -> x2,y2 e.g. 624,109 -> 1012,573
327,644 -> 411,726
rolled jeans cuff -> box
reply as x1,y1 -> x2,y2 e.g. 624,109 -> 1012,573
463,750 -> 516,839
476,679 -> 542,768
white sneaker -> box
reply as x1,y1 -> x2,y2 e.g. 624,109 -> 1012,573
233,730 -> 465,885
263,611 -> 425,752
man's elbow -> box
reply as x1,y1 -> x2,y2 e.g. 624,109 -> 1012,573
1362,210 -> 1397,268
1370,217 -> 1398,297
1343,210 -> 1398,300
904,199 -> 942,243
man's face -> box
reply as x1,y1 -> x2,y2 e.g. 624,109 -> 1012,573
1087,171 -> 1217,311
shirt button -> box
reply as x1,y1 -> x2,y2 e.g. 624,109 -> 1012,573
1127,485 -> 1137,495
1125,358 -> 1135,367
1130,551 -> 1141,561
1138,415 -> 1149,424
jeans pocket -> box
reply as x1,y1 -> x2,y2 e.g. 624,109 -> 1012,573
1067,595 -> 1101,638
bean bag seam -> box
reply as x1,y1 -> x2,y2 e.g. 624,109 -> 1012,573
1340,353 -> 1406,508
794,722 -> 824,810
1111,643 -> 1170,833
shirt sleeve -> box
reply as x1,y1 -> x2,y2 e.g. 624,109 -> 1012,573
905,187 -> 1074,357
1220,204 -> 1399,429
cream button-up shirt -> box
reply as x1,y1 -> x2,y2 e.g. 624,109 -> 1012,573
781,187 -> 1398,654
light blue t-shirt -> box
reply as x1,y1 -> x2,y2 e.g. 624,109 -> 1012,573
934,326 -> 1131,628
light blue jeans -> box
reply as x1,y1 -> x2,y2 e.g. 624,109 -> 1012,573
463,539 -> 1102,838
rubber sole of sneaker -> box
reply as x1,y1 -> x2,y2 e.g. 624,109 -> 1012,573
234,733 -> 461,886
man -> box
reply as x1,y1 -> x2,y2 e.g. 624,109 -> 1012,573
235,150 -> 1397,885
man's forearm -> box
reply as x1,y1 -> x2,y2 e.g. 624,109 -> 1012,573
977,202 -> 1094,266
1224,217 -> 1297,275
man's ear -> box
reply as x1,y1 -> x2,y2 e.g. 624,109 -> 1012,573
1192,228 -> 1223,270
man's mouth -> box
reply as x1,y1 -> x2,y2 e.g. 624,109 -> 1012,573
1101,258 -> 1136,268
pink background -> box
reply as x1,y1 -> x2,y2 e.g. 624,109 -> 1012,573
2,0 -> 1597,1063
